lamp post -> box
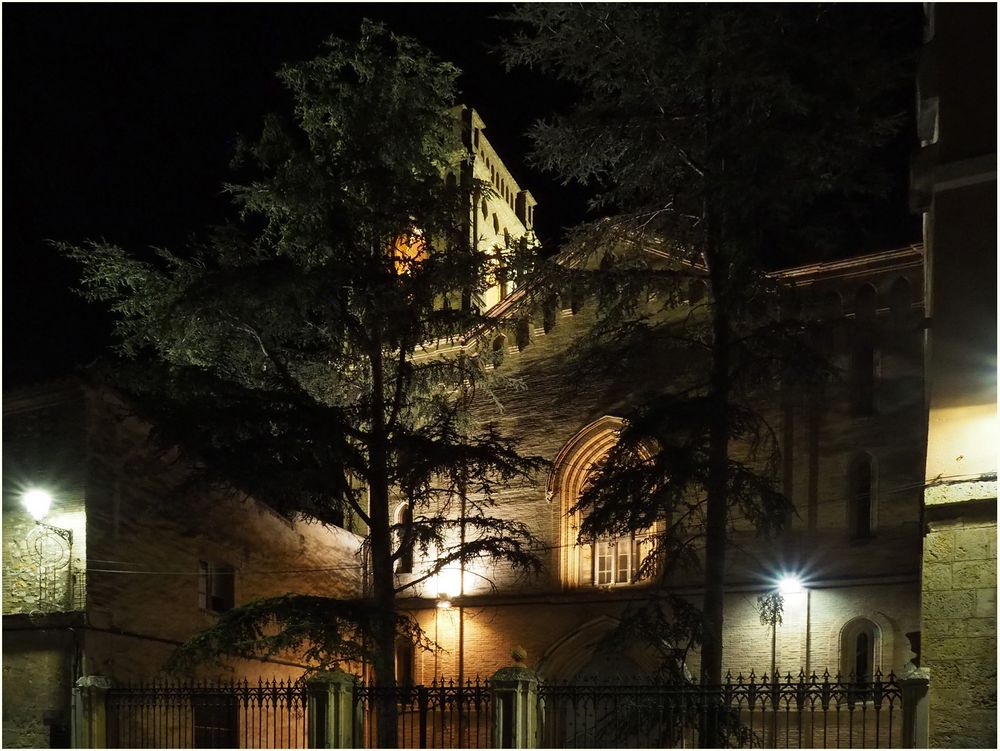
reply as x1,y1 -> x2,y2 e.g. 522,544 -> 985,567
20,488 -> 75,611
761,574 -> 804,747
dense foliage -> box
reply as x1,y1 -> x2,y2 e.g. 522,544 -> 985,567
59,22 -> 544,744
503,4 -> 918,722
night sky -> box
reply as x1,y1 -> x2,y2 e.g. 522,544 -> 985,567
3,4 -> 919,387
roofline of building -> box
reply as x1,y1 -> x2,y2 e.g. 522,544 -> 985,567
769,244 -> 924,282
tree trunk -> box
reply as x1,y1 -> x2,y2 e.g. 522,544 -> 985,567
368,341 -> 399,748
700,251 -> 731,748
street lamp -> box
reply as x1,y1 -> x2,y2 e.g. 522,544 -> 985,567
777,574 -> 804,595
22,488 -> 53,522
19,487 -> 75,611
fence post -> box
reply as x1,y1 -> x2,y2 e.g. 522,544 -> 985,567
307,669 -> 357,748
490,646 -> 540,748
72,675 -> 111,748
900,667 -> 930,748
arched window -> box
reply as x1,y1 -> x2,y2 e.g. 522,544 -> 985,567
850,341 -> 878,415
888,277 -> 912,328
515,318 -> 531,351
848,453 -> 875,540
688,279 -> 707,305
854,284 -> 877,322
542,295 -> 558,334
548,417 -> 655,588
394,503 -> 414,574
840,618 -> 880,682
821,289 -> 843,320
491,334 -> 506,367
395,637 -> 415,687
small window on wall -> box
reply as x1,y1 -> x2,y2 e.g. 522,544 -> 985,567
491,335 -> 507,367
395,503 -> 414,575
850,341 -> 879,415
848,454 -> 875,540
199,561 -> 235,613
840,618 -> 879,682
395,638 -> 415,688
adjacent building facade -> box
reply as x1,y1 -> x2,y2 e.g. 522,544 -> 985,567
2,380 -> 363,748
911,3 -> 997,747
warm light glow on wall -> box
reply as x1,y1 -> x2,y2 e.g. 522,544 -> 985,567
435,566 -> 462,599
925,402 -> 998,502
391,232 -> 427,275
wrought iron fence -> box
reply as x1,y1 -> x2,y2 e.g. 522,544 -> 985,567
106,678 -> 309,748
537,670 -> 902,749
354,677 -> 491,749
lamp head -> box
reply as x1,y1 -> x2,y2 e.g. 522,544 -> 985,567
22,489 -> 52,522
777,575 -> 804,595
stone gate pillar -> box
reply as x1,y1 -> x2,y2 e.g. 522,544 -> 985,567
490,646 -> 540,748
900,667 -> 931,748
307,669 -> 357,748
72,675 -> 111,749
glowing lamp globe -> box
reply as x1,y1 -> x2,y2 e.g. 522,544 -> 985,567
22,489 -> 52,521
437,567 -> 462,599
778,575 -> 804,595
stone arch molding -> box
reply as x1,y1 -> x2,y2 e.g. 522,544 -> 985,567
546,416 -> 624,587
836,610 -> 897,676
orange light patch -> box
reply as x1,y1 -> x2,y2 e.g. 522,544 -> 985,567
392,233 -> 428,275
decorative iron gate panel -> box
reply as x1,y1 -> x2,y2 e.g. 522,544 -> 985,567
537,671 -> 902,749
354,677 -> 491,749
106,678 -> 309,749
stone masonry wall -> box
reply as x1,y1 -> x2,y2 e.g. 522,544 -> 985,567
3,392 -> 88,615
922,516 -> 997,748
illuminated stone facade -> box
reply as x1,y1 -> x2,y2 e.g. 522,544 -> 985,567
398,244 -> 927,689
453,106 -> 537,312
912,4 -> 997,747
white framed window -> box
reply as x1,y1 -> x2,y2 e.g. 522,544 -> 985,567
594,535 -> 643,586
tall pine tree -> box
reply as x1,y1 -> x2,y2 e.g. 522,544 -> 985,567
59,22 -> 543,746
504,6 -> 917,741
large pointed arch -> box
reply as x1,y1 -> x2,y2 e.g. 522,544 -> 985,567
547,416 -> 624,587
547,416 -> 657,588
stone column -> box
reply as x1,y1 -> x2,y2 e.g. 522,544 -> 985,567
490,646 -> 540,748
307,669 -> 357,748
900,667 -> 930,748
72,675 -> 111,749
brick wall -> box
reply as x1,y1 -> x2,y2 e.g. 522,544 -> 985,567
2,382 -> 366,747
398,249 -> 925,683
78,386 -> 364,681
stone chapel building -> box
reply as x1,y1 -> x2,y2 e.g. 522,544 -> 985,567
393,112 -> 928,688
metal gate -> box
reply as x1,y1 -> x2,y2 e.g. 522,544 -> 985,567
106,678 -> 309,748
354,677 -> 492,748
537,670 -> 903,749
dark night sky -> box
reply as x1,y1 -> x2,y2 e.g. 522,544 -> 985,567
3,4 -> 919,387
